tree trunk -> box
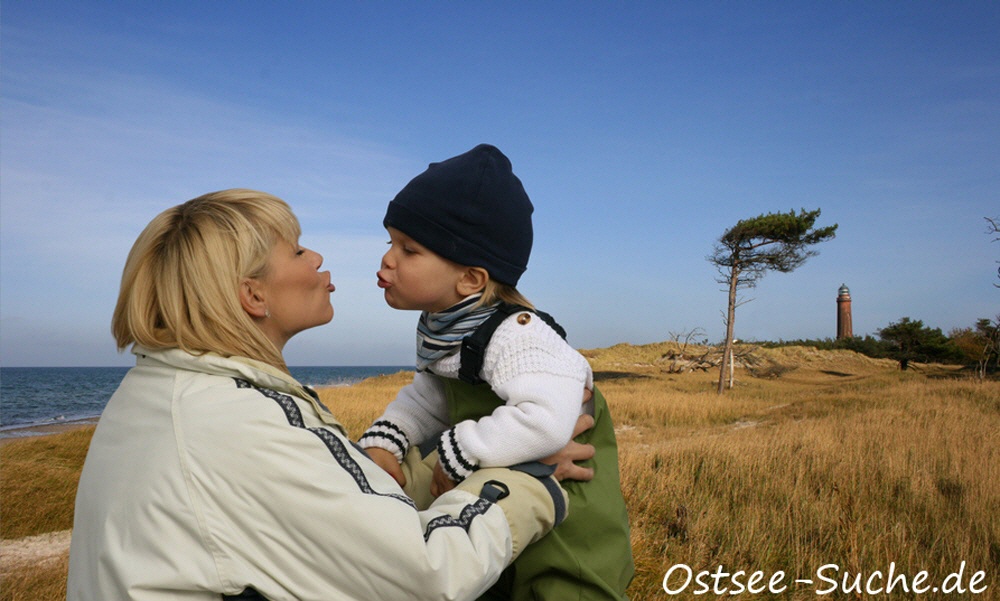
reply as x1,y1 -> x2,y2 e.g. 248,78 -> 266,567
718,265 -> 739,394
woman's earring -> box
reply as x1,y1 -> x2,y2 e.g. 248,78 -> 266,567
265,308 -> 271,318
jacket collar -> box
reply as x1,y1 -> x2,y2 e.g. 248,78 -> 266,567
131,346 -> 346,433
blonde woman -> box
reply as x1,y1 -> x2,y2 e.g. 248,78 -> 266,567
67,189 -> 585,601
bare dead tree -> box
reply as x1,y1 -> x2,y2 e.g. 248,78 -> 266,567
661,328 -> 713,373
667,327 -> 707,359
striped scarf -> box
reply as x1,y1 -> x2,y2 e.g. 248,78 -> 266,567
415,294 -> 497,371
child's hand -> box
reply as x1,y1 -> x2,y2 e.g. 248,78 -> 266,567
431,460 -> 457,498
366,447 -> 407,487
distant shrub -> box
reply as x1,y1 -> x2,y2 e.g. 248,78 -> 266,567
761,335 -> 893,360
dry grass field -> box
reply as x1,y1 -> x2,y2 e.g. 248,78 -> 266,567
2,343 -> 998,600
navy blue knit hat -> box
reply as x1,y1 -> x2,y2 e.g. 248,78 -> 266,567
384,144 -> 533,286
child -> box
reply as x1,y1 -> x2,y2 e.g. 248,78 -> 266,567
360,144 -> 633,600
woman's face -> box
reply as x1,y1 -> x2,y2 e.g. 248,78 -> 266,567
257,240 -> 335,349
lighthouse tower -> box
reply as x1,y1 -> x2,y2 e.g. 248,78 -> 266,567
837,284 -> 853,339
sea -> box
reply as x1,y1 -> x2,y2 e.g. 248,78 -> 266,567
0,365 -> 411,439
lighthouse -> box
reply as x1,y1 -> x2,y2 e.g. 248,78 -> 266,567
837,284 -> 853,339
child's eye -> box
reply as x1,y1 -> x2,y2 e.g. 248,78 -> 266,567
296,248 -> 306,256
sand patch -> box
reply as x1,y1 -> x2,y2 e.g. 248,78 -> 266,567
0,530 -> 72,573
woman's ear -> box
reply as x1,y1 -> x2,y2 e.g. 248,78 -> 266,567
457,267 -> 489,297
239,278 -> 268,319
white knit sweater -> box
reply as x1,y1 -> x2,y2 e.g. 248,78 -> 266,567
361,311 -> 593,481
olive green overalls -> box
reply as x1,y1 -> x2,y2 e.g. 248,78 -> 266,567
441,305 -> 634,600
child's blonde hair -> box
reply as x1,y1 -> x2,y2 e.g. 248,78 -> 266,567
112,189 -> 299,372
478,279 -> 535,310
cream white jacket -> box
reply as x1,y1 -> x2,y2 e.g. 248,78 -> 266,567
67,347 -> 562,601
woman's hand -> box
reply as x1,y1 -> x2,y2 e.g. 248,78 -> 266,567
542,412 -> 596,482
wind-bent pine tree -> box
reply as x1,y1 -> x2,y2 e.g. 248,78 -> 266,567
708,208 -> 837,394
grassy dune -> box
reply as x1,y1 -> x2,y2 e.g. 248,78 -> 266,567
3,345 -> 998,600
590,344 -> 999,599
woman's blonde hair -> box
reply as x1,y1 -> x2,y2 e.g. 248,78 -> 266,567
112,189 -> 300,371
478,279 -> 534,310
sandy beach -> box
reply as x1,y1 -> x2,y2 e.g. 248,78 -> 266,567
0,530 -> 71,573
0,418 -> 98,446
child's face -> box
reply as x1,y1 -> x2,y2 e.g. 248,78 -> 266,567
378,227 -> 468,312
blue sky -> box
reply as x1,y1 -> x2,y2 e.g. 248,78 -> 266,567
1,2 -> 997,367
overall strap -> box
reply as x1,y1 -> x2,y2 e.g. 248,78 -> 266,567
458,302 -> 567,385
